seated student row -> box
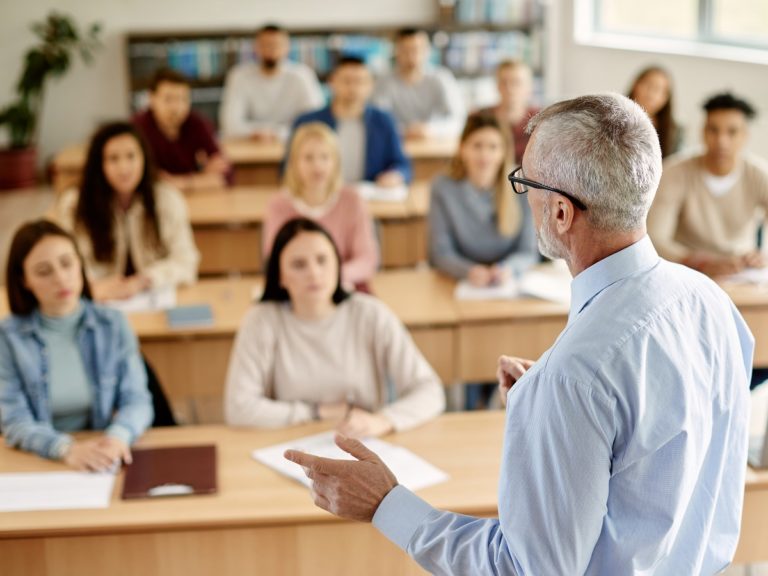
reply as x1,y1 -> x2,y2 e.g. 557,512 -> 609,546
0,217 -> 445,470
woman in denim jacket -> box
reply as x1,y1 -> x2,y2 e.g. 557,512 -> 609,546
0,220 -> 153,470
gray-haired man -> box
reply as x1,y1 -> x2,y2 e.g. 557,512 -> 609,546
286,93 -> 752,575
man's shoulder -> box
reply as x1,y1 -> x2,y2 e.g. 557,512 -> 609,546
554,259 -> 732,376
661,152 -> 702,174
294,106 -> 330,126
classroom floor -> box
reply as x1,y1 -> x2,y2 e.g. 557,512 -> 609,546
0,187 -> 54,286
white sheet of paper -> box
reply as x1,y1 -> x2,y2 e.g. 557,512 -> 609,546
104,285 -> 177,314
518,268 -> 571,305
355,182 -> 409,203
724,267 -> 768,285
0,471 -> 115,512
454,278 -> 518,300
252,431 -> 449,492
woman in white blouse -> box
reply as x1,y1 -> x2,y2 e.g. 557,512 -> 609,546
224,217 -> 445,437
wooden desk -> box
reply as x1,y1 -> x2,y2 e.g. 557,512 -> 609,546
187,183 -> 430,274
223,138 -> 456,186
51,137 -> 457,192
0,411 -> 502,576
2,412 -> 766,573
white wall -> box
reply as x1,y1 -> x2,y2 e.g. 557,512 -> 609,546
0,0 -> 436,166
2,0 -> 767,164
553,0 -> 768,158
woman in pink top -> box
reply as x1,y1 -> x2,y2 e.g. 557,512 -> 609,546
263,122 -> 379,289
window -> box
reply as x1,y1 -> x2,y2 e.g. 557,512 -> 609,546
576,0 -> 768,63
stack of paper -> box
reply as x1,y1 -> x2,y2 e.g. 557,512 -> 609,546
104,285 -> 177,314
253,431 -> 449,492
0,472 -> 115,512
355,182 -> 409,203
724,267 -> 768,285
454,278 -> 518,300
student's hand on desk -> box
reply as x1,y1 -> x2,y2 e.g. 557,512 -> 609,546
249,129 -> 279,142
317,402 -> 349,422
468,265 -> 494,287
202,154 -> 231,175
63,438 -> 127,472
97,436 -> 133,465
336,408 -> 394,439
742,251 -> 767,269
284,434 -> 398,522
375,170 -> 405,188
489,264 -> 511,285
684,253 -> 743,277
497,355 -> 534,407
404,123 -> 428,140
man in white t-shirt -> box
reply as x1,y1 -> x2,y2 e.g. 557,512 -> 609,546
648,92 -> 768,278
219,24 -> 324,141
372,28 -> 465,140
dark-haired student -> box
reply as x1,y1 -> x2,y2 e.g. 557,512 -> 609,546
132,67 -> 232,192
0,220 -> 153,468
50,122 -> 199,302
627,66 -> 681,158
220,24 -> 324,141
224,218 -> 444,437
288,55 -> 412,187
648,92 -> 768,277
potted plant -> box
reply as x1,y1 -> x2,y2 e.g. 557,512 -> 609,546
0,12 -> 101,191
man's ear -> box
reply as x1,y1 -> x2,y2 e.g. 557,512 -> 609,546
554,198 -> 576,234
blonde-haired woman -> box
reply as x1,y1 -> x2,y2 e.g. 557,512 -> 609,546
429,112 -> 538,287
263,122 -> 379,290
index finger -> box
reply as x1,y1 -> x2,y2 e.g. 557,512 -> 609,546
284,450 -> 344,475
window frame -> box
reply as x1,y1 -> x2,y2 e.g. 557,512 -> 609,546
575,0 -> 768,65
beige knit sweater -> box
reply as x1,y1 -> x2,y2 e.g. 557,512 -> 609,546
224,293 -> 446,431
647,153 -> 768,262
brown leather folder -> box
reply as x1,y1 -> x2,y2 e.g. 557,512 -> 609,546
121,445 -> 217,499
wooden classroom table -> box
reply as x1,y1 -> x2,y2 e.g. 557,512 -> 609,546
0,411 -> 502,576
1,412 -> 766,574
187,182 -> 430,274
50,137 -> 457,192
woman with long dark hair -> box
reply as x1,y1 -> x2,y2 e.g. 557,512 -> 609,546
225,218 -> 444,437
627,66 -> 682,158
50,121 -> 199,301
0,220 -> 153,468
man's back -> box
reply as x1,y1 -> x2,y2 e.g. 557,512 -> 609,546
504,237 -> 751,574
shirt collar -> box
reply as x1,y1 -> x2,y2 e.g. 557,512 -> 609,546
568,235 -> 659,324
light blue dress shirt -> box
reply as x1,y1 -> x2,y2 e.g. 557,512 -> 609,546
373,236 -> 752,575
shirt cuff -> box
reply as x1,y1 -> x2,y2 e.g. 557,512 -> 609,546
372,484 -> 437,551
106,424 -> 134,445
51,434 -> 74,460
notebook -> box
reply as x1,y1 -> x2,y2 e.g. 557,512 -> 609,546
165,304 -> 214,328
121,445 -> 218,499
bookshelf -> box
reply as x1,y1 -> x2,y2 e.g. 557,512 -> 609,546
124,0 -> 546,129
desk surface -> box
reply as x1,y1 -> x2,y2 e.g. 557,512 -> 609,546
2,409 -> 766,543
186,182 -> 430,226
0,411 -> 503,539
53,137 -> 458,171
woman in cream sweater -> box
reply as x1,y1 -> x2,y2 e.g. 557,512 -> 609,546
225,218 -> 445,437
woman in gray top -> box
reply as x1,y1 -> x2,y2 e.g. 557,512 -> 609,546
429,113 -> 538,285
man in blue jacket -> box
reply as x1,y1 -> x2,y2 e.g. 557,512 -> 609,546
288,55 -> 412,187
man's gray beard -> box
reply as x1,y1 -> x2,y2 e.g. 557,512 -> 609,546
536,202 -> 568,260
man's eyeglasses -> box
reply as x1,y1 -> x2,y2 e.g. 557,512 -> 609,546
507,167 -> 588,211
